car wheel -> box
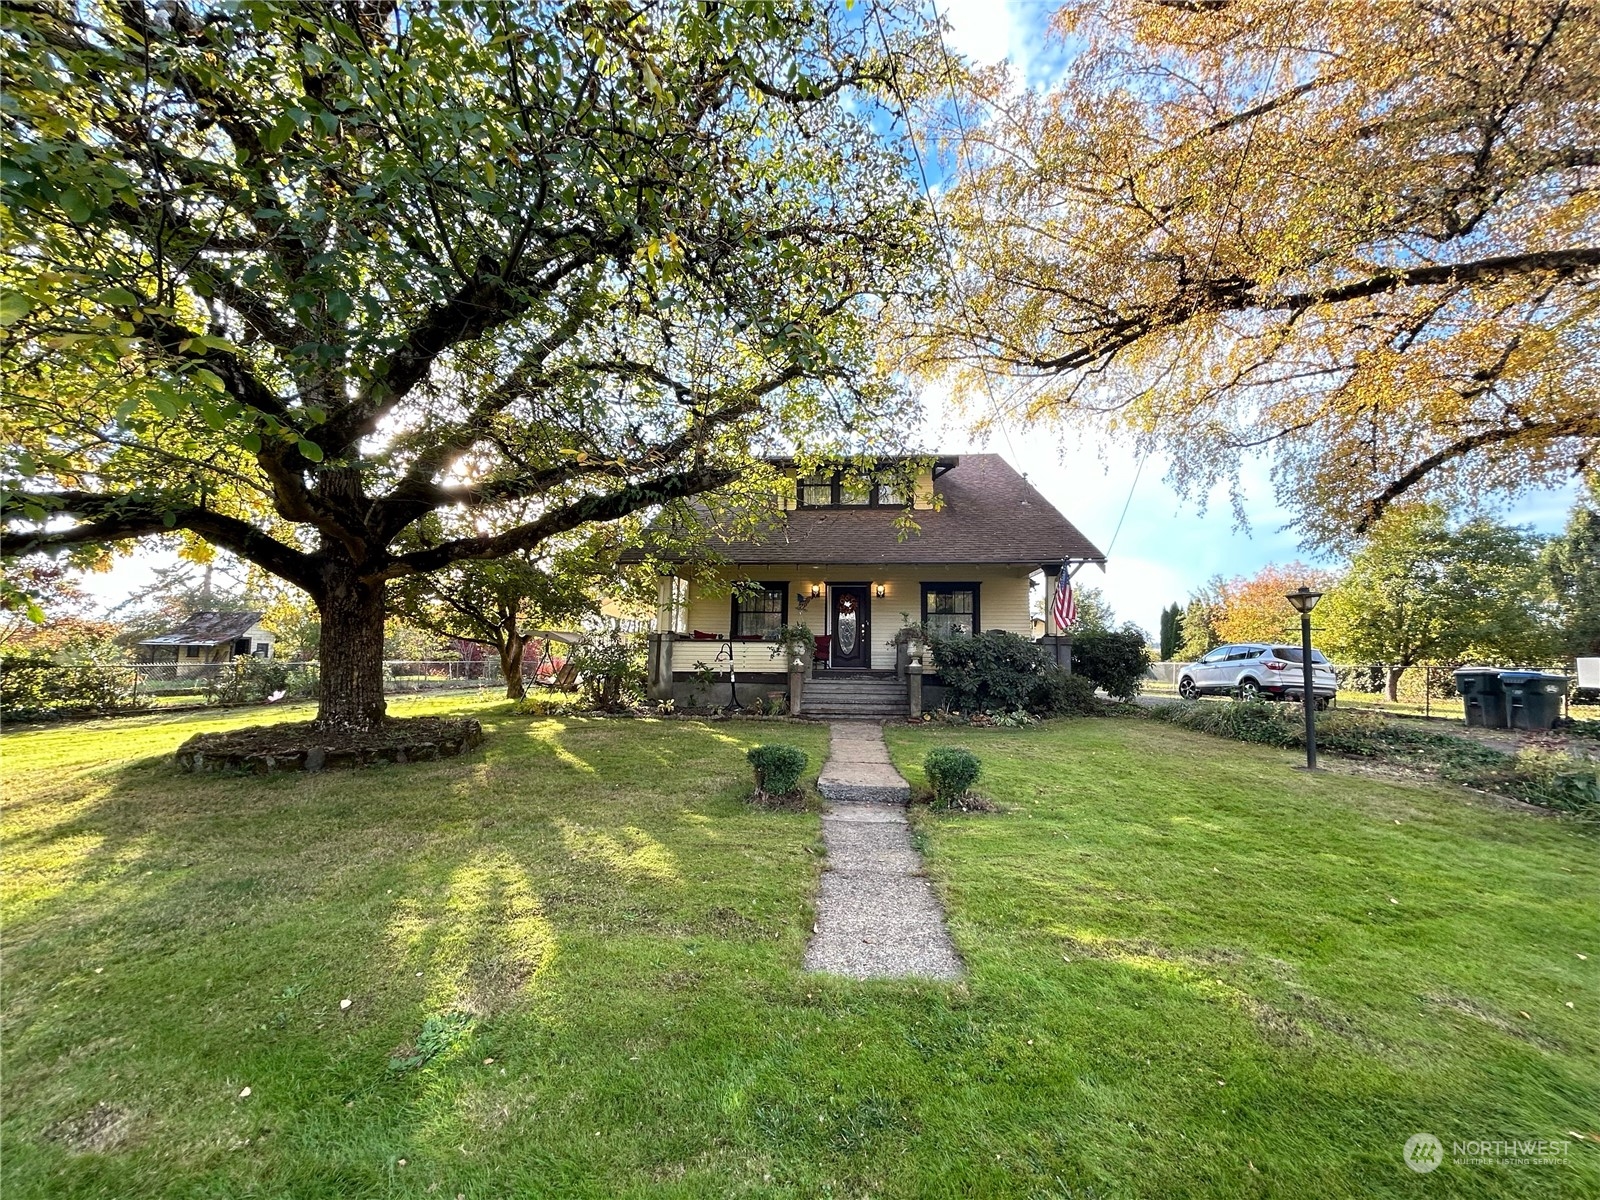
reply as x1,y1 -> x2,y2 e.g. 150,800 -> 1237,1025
1178,677 -> 1197,700
1315,696 -> 1332,711
1237,678 -> 1261,701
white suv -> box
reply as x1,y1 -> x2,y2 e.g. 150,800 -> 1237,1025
1179,644 -> 1337,708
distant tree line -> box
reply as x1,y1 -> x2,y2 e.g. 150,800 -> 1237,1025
1152,478 -> 1600,701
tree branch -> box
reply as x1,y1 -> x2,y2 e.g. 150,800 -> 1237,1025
377,465 -> 741,580
1356,413 -> 1600,532
3,491 -> 319,592
1028,246 -> 1600,373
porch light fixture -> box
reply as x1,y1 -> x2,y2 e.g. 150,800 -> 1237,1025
811,583 -> 821,597
875,583 -> 886,598
797,582 -> 822,612
1284,586 -> 1324,770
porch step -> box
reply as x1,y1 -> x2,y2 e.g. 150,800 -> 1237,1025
803,676 -> 907,718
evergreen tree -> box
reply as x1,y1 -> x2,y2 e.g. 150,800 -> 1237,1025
1543,475 -> 1600,658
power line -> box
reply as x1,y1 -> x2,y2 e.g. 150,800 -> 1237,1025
870,3 -> 1019,468
1104,449 -> 1148,558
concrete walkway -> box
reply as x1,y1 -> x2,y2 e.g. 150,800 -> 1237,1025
804,722 -> 962,981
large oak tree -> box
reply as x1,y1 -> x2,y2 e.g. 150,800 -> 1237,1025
916,0 -> 1598,544
0,0 -> 933,729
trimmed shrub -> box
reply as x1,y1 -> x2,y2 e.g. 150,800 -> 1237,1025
931,629 -> 1050,713
748,744 -> 808,796
1070,628 -> 1148,700
1029,668 -> 1099,716
924,746 -> 982,809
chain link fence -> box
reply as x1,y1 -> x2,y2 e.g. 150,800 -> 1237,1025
2,656 -> 578,722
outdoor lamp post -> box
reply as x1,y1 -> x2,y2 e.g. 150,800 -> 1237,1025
1285,585 -> 1324,770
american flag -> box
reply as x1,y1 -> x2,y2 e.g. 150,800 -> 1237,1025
1052,562 -> 1077,631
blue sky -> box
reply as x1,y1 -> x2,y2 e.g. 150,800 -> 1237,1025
71,1 -> 1583,631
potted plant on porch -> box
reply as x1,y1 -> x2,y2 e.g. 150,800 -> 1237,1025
894,614 -> 930,681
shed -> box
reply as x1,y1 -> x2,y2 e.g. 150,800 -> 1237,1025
137,611 -> 276,666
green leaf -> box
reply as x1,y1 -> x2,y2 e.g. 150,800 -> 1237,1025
297,439 -> 324,462
59,188 -> 93,223
326,290 -> 353,322
193,368 -> 227,392
264,114 -> 297,153
0,291 -> 32,327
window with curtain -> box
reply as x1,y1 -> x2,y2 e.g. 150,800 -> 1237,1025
731,582 -> 787,639
922,584 -> 979,638
797,474 -> 834,507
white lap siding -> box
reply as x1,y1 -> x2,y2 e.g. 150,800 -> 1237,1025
680,564 -> 1034,668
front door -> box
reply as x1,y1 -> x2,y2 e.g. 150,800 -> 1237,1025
829,585 -> 871,669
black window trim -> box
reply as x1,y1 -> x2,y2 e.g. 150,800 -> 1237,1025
729,579 -> 789,639
794,471 -> 901,509
920,581 -> 981,636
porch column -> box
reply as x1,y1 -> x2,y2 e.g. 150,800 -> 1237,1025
655,574 -> 677,632
1042,566 -> 1061,637
647,631 -> 677,700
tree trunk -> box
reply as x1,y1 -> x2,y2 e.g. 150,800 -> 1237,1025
500,633 -> 528,701
315,558 -> 388,731
1386,664 -> 1406,703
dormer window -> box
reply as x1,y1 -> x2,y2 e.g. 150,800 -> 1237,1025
798,473 -> 835,507
794,471 -> 905,508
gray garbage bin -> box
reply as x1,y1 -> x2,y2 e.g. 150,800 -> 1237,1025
1453,667 -> 1508,728
1499,670 -> 1568,731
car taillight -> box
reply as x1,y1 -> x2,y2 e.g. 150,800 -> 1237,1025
1265,661 -> 1287,671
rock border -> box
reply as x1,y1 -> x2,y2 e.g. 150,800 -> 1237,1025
175,717 -> 483,774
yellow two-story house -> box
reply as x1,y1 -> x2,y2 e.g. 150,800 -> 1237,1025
636,454 -> 1105,716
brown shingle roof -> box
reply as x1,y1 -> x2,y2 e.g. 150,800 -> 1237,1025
635,454 -> 1104,566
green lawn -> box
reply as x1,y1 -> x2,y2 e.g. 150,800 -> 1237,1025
3,701 -> 1596,1197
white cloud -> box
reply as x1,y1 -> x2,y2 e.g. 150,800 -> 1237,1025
937,0 -> 1025,74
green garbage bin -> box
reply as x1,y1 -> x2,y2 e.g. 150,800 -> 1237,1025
1499,670 -> 1568,731
1453,667 -> 1508,728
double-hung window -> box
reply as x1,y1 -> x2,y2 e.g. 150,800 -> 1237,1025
922,583 -> 979,639
730,582 -> 787,640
